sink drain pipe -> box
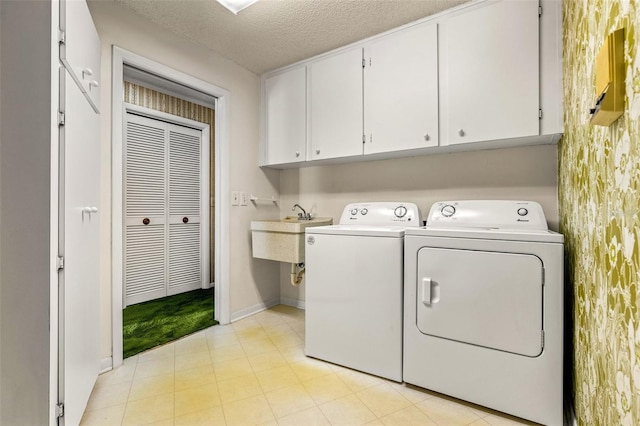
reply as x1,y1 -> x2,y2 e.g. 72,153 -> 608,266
290,263 -> 305,286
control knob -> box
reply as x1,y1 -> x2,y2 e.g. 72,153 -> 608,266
350,208 -> 358,215
361,208 -> 368,215
517,208 -> 529,216
441,205 -> 456,217
394,206 -> 407,218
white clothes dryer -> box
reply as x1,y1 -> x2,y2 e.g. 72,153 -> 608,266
305,202 -> 422,381
403,200 -> 564,425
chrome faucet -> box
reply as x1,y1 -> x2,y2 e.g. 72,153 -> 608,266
292,204 -> 311,220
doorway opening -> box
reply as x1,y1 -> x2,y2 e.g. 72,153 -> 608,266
111,47 -> 231,370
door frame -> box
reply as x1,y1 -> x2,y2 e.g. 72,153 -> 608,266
123,104 -> 210,306
111,47 -> 231,369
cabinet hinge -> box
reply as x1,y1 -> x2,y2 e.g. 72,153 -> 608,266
56,256 -> 64,271
541,330 -> 545,348
362,134 -> 366,144
538,5 -> 542,17
56,403 -> 64,418
58,29 -> 66,44
538,109 -> 543,119
362,58 -> 366,68
58,111 -> 65,126
541,267 -> 545,286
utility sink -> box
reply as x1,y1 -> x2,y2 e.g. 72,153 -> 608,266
251,216 -> 333,263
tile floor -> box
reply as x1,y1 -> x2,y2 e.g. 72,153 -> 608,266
81,305 -> 535,426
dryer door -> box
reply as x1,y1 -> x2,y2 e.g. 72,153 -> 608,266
416,247 -> 543,357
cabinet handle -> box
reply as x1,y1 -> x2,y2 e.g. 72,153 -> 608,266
458,129 -> 465,137
315,149 -> 320,155
82,68 -> 93,79
182,217 -> 189,224
142,218 -> 150,225
424,133 -> 430,141
295,151 -> 300,157
89,80 -> 99,89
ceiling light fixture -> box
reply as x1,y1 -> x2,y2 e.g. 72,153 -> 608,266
216,0 -> 258,14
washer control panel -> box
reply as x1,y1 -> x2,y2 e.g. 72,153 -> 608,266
427,200 -> 548,230
339,202 -> 422,226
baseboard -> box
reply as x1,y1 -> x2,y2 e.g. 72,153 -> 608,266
280,297 -> 305,310
100,357 -> 113,374
230,297 -> 280,322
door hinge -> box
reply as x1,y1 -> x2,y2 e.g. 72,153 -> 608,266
56,255 -> 64,271
362,58 -> 366,68
538,5 -> 542,17
538,109 -> 543,119
58,29 -> 66,44
58,111 -> 65,126
56,403 -> 64,418
362,134 -> 366,144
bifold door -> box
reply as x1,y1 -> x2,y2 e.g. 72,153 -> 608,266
416,247 -> 544,357
124,113 -> 203,306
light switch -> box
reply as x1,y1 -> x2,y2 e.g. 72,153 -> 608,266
231,191 -> 240,206
240,192 -> 248,206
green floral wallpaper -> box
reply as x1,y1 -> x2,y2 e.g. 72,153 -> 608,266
560,0 -> 640,424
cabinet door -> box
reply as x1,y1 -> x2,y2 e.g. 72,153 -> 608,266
440,0 -> 539,145
264,67 -> 306,165
61,69 -> 100,426
309,48 -> 363,160
364,22 -> 439,154
60,0 -> 101,112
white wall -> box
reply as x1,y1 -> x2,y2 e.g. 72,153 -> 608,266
0,1 -> 53,423
87,1 -> 281,359
279,144 -> 559,304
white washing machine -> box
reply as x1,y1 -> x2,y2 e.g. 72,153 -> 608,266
403,200 -> 564,425
305,202 -> 422,381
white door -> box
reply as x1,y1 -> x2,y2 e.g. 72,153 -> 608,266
364,22 -> 439,154
60,69 -> 101,426
124,113 -> 203,306
440,0 -> 540,145
265,66 -> 307,165
308,48 -> 363,160
416,247 -> 543,357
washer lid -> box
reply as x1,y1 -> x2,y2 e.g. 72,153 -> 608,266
405,226 -> 563,243
305,225 -> 406,238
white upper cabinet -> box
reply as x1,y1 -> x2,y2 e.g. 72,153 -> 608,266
364,22 -> 439,155
439,0 -> 540,145
264,66 -> 307,165
309,48 -> 364,160
60,0 -> 101,112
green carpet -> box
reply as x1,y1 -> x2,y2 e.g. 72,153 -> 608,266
123,288 -> 218,358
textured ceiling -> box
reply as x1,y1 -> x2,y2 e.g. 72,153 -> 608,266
110,0 -> 471,75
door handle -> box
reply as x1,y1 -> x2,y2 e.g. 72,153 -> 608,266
421,278 -> 432,305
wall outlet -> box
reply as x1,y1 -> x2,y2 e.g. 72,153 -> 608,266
240,192 -> 248,206
231,191 -> 240,206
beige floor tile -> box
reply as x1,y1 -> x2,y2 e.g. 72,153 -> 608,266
96,359 -> 137,388
175,365 -> 216,391
207,332 -> 240,349
80,403 -> 126,425
278,345 -> 307,364
269,331 -> 303,350
356,383 -> 412,418
86,381 -> 132,411
138,344 -> 175,363
175,334 -> 210,356
277,406 -> 331,426
210,344 -> 246,363
135,357 -> 175,380
129,373 -> 175,401
248,350 -> 288,372
289,359 -> 334,382
240,337 -> 278,355
255,365 -> 301,393
262,322 -> 295,337
302,373 -> 352,405
174,406 -> 226,426
334,369 -> 384,393
264,384 -> 316,419
222,394 -> 275,426
231,318 -> 261,332
363,420 -> 384,426
482,413 -> 535,425
319,394 -> 377,426
175,383 -> 221,417
175,351 -> 212,372
206,324 -> 235,336
217,373 -> 264,404
388,383 -> 433,404
148,418 -> 174,426
213,356 -> 253,381
468,419 -> 492,426
122,393 -> 174,425
379,405 -> 438,426
416,397 -> 483,426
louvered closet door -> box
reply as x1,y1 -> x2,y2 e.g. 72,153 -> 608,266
168,128 -> 202,295
125,114 -> 167,305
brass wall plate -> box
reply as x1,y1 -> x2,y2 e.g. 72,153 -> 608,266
590,28 -> 625,126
